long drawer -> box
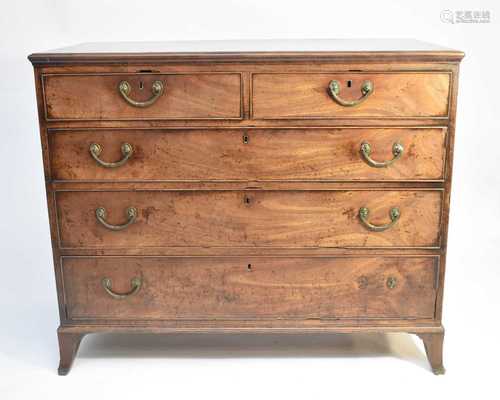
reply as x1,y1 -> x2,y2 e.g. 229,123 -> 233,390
49,128 -> 446,181
252,72 -> 450,119
56,190 -> 442,249
42,73 -> 242,120
62,256 -> 438,320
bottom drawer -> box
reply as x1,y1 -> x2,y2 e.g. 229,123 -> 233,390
62,256 -> 438,321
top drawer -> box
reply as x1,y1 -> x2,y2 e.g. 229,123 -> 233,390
252,72 -> 450,119
42,73 -> 242,121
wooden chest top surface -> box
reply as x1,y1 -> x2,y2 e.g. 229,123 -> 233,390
29,38 -> 464,64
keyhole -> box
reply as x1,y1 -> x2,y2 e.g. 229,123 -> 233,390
347,80 -> 352,88
247,264 -> 252,271
244,195 -> 251,205
139,81 -> 144,90
243,134 -> 249,144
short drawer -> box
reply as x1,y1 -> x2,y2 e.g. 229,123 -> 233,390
62,256 -> 438,320
252,72 -> 450,119
49,128 -> 446,181
42,73 -> 242,120
56,190 -> 442,249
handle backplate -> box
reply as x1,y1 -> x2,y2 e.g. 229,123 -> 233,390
386,276 -> 397,289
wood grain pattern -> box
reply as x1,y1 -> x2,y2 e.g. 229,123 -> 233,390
28,39 -> 465,65
43,73 -> 242,120
252,73 -> 450,119
418,331 -> 445,374
62,256 -> 438,320
57,330 -> 84,376
56,190 -> 442,248
49,128 -> 446,181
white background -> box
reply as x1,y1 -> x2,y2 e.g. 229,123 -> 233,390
1,0 -> 499,399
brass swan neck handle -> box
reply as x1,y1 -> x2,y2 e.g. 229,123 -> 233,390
118,80 -> 164,107
360,141 -> 404,168
359,207 -> 400,232
328,80 -> 373,107
95,207 -> 137,231
102,277 -> 142,299
89,143 -> 133,168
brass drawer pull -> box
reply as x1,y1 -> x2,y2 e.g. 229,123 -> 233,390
89,143 -> 133,168
360,141 -> 404,168
328,80 -> 373,107
118,80 -> 164,107
95,206 -> 137,231
102,277 -> 142,299
359,207 -> 400,232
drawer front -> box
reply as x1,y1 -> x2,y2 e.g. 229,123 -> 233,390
62,256 -> 438,320
49,128 -> 446,181
56,190 -> 442,248
252,73 -> 450,119
42,73 -> 242,120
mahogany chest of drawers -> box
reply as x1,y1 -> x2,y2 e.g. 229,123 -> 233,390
29,39 -> 463,375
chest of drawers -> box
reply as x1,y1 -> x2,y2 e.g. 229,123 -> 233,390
29,39 -> 463,375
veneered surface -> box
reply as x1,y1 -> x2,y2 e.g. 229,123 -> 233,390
56,190 -> 442,249
252,73 -> 450,118
49,128 -> 446,181
62,256 -> 438,320
43,73 -> 242,120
